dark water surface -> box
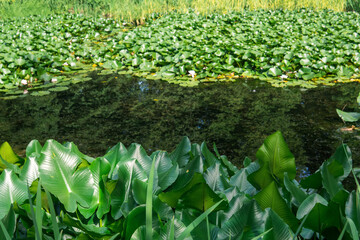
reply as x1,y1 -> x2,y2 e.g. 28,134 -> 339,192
1,72 -> 360,175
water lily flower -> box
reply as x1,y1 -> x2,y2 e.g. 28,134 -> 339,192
280,75 -> 288,79
51,78 -> 58,83
21,79 -> 27,85
23,89 -> 28,94
188,70 -> 196,78
63,62 -> 69,66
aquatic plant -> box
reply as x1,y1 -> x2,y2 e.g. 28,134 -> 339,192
1,9 -> 360,94
0,131 -> 359,239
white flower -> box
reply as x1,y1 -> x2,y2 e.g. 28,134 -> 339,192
0,80 -> 3,84
23,89 -> 28,94
63,62 -> 69,66
188,70 -> 196,78
51,78 -> 58,83
76,56 -> 80,60
280,75 -> 288,79
21,79 -> 27,85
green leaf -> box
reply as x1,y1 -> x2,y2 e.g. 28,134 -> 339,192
20,156 -> 39,186
321,161 -> 343,199
15,58 -> 26,66
336,109 -> 360,122
296,194 -> 328,233
300,170 -> 322,189
26,140 -> 42,158
111,158 -> 147,219
39,140 -> 95,212
0,221 -> 11,240
178,200 -> 224,240
345,217 -> 359,240
152,151 -> 179,192
0,205 -> 16,240
104,142 -> 128,179
181,181 -> 227,212
78,157 -> 111,219
124,205 -> 146,240
283,173 -> 307,207
63,213 -> 111,237
170,137 -> 191,167
200,142 -> 217,168
300,59 -> 311,66
248,131 -> 296,189
254,181 -> 298,231
204,162 -> 230,192
268,67 -> 282,76
218,199 -> 265,239
263,209 -> 295,240
0,169 -> 28,219
159,172 -> 204,208
327,144 -> 352,181
345,190 -> 360,230
0,142 -> 20,170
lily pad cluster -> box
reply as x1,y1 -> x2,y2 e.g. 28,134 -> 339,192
1,9 -> 360,93
0,131 -> 359,239
0,14 -> 125,95
114,9 -> 360,87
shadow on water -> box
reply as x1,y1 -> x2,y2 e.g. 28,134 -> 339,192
1,72 -> 360,177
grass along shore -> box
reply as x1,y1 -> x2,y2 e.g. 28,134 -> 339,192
0,0 -> 358,21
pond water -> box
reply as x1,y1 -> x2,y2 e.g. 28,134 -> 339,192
1,72 -> 360,177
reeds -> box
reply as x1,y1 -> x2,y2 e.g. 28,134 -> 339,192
0,0 -> 356,21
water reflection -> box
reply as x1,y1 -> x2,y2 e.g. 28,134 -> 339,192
1,72 -> 360,175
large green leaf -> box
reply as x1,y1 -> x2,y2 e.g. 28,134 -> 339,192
110,143 -> 151,180
254,181 -> 298,231
217,200 -> 265,240
78,157 -> 111,219
296,194 -> 329,233
104,142 -> 128,179
170,137 -> 191,168
0,205 -> 16,239
20,156 -> 39,186
180,181 -> 227,212
26,140 -> 42,158
38,140 -> 95,212
229,167 -> 257,195
204,162 -> 230,192
345,190 -> 360,230
248,131 -> 296,189
151,151 -> 179,192
336,109 -> 360,122
159,173 -> 204,208
0,142 -> 21,170
283,173 -> 307,207
178,200 -> 224,240
110,158 -> 147,219
123,205 -> 146,240
63,213 -> 112,237
200,142 -> 217,168
327,144 -> 352,181
263,209 -> 295,240
0,169 -> 28,219
321,161 -> 344,199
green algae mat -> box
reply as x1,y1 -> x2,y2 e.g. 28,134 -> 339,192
1,9 -> 360,95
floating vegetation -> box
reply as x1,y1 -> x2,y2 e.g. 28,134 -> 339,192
1,9 -> 360,94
